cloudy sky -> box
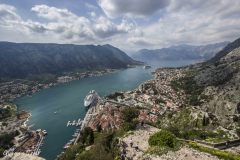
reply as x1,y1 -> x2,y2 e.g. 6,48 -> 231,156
0,0 -> 240,52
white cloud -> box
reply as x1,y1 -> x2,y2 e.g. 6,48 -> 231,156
93,16 -> 134,38
98,0 -> 169,18
126,0 -> 240,49
31,5 -> 77,21
0,4 -> 136,45
0,1 -> 240,52
0,4 -> 20,19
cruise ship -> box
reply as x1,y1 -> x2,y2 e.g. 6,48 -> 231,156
84,90 -> 98,107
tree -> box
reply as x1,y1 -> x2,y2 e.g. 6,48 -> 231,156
122,107 -> 139,123
79,127 -> 94,145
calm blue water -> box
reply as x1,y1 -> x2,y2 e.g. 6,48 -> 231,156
15,60 -> 199,160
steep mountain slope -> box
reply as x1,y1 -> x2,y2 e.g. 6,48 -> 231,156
208,37 -> 240,63
0,42 -> 139,78
189,38 -> 240,128
132,42 -> 229,62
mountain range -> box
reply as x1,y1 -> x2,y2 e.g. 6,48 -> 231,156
132,42 -> 229,63
0,42 -> 140,79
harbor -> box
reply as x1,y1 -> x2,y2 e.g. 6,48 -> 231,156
14,65 -> 164,159
4,129 -> 47,157
62,90 -> 102,150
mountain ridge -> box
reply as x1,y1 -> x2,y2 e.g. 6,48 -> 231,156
132,42 -> 229,62
0,42 -> 140,79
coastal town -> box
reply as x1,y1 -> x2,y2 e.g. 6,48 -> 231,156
0,69 -> 116,104
57,68 -> 187,158
79,68 -> 186,132
0,104 -> 46,158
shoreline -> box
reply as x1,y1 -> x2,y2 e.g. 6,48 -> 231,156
0,67 -> 139,159
0,68 -> 126,105
22,112 -> 31,128
0,67 -> 146,159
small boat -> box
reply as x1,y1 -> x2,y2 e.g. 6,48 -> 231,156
63,144 -> 70,149
42,130 -> 47,135
143,65 -> 151,69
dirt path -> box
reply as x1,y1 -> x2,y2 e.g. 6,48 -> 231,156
120,124 -> 220,160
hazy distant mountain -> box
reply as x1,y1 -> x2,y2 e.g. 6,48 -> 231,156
208,38 -> 240,63
0,42 -> 140,79
132,42 -> 229,63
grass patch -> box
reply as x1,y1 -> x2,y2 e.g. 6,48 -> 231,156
188,142 -> 240,160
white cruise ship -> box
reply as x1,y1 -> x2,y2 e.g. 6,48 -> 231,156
84,90 -> 98,107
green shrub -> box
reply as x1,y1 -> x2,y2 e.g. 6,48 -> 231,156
79,127 -> 94,145
122,120 -> 138,132
0,131 -> 19,157
122,107 -> 139,123
149,130 -> 178,148
179,129 -> 229,142
58,144 -> 84,160
76,132 -> 120,160
155,98 -> 166,104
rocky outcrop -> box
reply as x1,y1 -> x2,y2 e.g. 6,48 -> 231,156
184,37 -> 240,129
3,153 -> 45,160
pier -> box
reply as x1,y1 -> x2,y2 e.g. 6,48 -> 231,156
66,118 -> 82,127
32,133 -> 44,156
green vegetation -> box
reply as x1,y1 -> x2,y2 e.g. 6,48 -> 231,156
188,142 -> 240,160
0,105 -> 16,120
122,107 -> 139,131
59,107 -> 141,159
76,132 -> 119,160
147,130 -> 180,156
0,131 -> 19,157
0,42 -> 137,79
78,127 -> 94,145
155,97 -> 166,104
157,108 -> 230,143
157,108 -> 195,132
106,92 -> 124,101
170,70 -> 207,106
58,144 -> 84,160
59,131 -> 121,160
149,130 -> 178,148
179,129 -> 229,142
